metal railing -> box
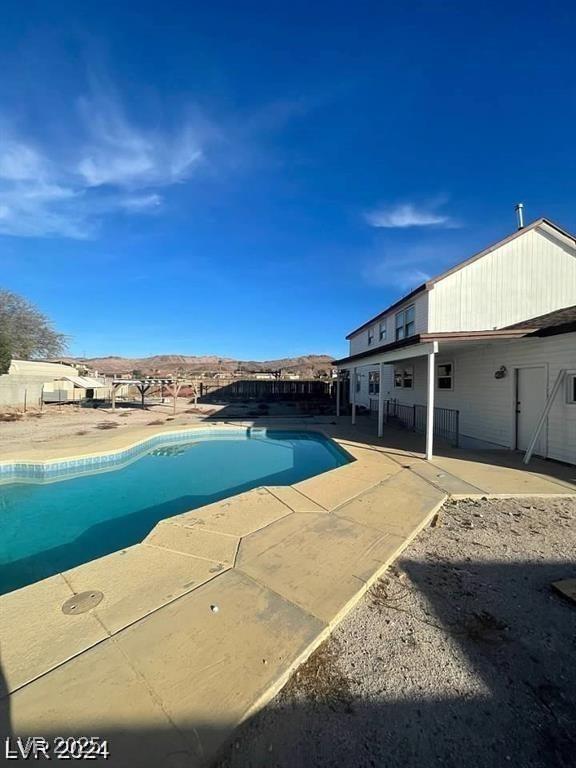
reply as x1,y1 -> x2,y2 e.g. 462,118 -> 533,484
382,399 -> 460,446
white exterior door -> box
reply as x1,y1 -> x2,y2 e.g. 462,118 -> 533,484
515,366 -> 547,456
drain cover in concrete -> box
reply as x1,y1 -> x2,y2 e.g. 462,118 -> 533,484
62,591 -> 104,615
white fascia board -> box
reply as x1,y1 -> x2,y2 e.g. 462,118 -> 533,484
337,341 -> 438,370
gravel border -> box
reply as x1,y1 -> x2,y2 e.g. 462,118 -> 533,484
216,496 -> 576,768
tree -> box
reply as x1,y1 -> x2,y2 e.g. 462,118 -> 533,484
0,331 -> 11,375
0,288 -> 67,373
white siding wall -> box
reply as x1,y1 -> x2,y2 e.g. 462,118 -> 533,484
383,334 -> 576,464
349,292 -> 429,355
429,228 -> 576,332
351,364 -> 395,409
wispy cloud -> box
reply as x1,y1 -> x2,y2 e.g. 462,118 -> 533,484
0,84 -> 208,238
118,194 -> 162,212
76,89 -> 202,188
365,201 -> 457,229
361,241 -> 465,291
366,262 -> 432,290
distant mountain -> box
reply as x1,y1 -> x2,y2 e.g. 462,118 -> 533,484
59,354 -> 334,377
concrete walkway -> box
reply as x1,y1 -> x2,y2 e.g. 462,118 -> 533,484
0,421 -> 574,767
326,417 -> 576,497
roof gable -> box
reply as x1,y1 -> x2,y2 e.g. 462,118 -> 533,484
428,218 -> 576,287
346,218 -> 576,339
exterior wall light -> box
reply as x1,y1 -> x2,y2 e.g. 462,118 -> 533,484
494,366 -> 507,379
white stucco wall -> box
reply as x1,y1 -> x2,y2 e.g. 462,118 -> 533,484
0,376 -> 46,407
0,361 -> 81,407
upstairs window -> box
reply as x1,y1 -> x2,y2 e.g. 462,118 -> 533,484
367,327 -> 375,346
395,304 -> 416,341
394,365 -> 413,389
437,362 -> 454,390
379,321 -> 387,341
369,370 -> 380,395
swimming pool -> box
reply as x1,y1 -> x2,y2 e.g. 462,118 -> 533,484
0,428 -> 350,596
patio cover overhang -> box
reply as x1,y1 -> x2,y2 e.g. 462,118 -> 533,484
332,329 -> 536,461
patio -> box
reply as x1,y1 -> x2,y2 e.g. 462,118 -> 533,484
324,414 -> 576,496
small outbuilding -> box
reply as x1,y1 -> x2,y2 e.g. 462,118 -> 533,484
0,360 -> 80,408
42,375 -> 109,403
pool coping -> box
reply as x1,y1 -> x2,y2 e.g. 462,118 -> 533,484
3,421 -> 571,766
0,425 -> 393,686
0,424 -> 353,484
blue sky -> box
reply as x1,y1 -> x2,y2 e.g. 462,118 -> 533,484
1,1 -> 575,360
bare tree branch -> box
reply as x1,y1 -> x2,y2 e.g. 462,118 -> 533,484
0,289 -> 68,372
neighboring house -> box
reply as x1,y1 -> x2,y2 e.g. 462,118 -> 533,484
334,218 -> 576,465
0,360 -> 80,407
0,360 -> 110,406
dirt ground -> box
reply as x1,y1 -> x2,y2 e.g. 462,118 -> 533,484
0,400 -> 223,455
0,399 -> 334,456
216,496 -> 576,768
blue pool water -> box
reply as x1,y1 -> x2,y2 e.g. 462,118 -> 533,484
0,429 -> 350,596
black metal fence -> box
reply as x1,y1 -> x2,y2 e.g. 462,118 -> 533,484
198,379 -> 334,402
382,399 -> 460,446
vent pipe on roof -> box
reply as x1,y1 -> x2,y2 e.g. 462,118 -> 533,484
515,202 -> 525,230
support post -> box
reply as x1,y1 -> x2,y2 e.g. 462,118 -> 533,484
336,374 -> 341,417
425,351 -> 436,460
351,368 -> 357,425
173,383 -> 182,415
378,362 -> 384,438
111,385 -> 116,411
137,383 -> 150,409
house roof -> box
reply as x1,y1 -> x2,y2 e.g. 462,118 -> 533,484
59,376 -> 106,388
334,303 -> 576,366
334,334 -> 427,366
345,284 -> 427,340
505,304 -> 576,336
345,217 -> 576,340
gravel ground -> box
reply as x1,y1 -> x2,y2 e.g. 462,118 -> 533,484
216,496 -> 576,768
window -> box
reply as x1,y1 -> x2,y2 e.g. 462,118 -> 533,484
394,365 -> 413,389
395,304 -> 416,341
355,373 -> 361,393
379,321 -> 387,341
567,374 -> 576,404
369,370 -> 380,395
367,327 -> 374,346
437,362 -> 454,390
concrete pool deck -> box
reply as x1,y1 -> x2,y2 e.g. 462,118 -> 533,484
1,420 -> 575,766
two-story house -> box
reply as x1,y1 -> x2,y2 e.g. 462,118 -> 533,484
333,217 -> 576,465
